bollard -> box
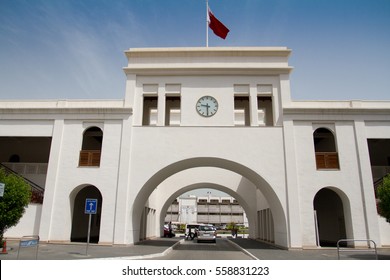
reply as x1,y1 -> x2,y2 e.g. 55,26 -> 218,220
1,240 -> 7,254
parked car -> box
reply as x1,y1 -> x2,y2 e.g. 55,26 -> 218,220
196,224 -> 217,243
163,224 -> 175,237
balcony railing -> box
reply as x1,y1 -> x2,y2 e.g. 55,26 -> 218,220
79,150 -> 101,167
315,152 -> 339,169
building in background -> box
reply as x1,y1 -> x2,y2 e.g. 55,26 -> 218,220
165,195 -> 248,226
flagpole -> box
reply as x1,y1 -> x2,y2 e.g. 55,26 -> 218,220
206,0 -> 209,47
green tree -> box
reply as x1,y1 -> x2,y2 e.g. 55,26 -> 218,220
0,168 -> 31,247
377,174 -> 390,222
226,222 -> 236,231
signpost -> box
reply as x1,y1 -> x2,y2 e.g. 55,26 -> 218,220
84,198 -> 97,255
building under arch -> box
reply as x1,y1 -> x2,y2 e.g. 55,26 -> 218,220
2,47 -> 390,249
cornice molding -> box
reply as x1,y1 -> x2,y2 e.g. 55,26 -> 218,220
125,47 -> 292,58
123,67 -> 293,76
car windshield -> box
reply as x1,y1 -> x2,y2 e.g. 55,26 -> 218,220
199,226 -> 214,231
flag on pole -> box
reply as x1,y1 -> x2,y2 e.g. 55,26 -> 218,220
207,7 -> 230,39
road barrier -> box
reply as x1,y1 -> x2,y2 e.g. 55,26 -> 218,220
337,239 -> 378,260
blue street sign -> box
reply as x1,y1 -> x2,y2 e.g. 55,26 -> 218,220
85,198 -> 98,214
20,239 -> 39,248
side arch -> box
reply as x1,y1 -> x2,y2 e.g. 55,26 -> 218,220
70,185 -> 103,243
313,187 -> 352,246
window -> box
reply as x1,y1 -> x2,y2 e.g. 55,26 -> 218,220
165,96 -> 181,126
313,128 -> 339,169
257,96 -> 273,126
234,96 -> 250,126
198,199 -> 207,205
210,199 -> 219,205
142,96 -> 158,126
79,127 -> 103,167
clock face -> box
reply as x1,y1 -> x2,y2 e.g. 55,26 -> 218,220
196,96 -> 218,117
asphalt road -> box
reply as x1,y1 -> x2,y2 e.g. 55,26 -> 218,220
146,238 -> 254,260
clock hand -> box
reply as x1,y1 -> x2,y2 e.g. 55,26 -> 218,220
201,103 -> 210,115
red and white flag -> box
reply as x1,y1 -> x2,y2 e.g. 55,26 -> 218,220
207,7 -> 230,39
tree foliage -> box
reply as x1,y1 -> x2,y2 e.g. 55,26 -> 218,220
377,174 -> 390,222
0,168 -> 31,246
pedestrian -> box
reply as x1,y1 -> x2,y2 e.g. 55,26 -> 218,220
231,225 -> 236,238
168,221 -> 172,238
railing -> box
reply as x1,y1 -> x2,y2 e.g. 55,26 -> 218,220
371,166 -> 390,183
79,150 -> 101,167
373,172 -> 390,197
0,163 -> 44,204
337,239 -> 378,260
315,152 -> 340,169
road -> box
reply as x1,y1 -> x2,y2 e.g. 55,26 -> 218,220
147,238 -> 254,260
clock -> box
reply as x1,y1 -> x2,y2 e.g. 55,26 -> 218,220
196,96 -> 218,117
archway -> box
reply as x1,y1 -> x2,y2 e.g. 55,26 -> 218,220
131,157 -> 288,247
159,183 -> 253,237
313,188 -> 347,247
70,185 -> 102,243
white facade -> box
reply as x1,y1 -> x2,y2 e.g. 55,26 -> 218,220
1,47 -> 390,249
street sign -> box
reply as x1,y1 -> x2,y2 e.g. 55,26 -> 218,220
84,198 -> 98,214
84,198 -> 97,256
0,183 -> 5,197
20,238 -> 39,248
17,235 -> 40,260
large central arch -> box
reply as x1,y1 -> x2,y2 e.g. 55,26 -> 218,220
131,157 -> 288,247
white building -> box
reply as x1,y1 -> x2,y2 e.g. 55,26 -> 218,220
165,195 -> 248,226
2,47 -> 390,249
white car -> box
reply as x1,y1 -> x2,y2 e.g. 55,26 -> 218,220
196,225 -> 217,243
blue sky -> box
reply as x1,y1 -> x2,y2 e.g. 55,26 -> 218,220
1,0 -> 389,101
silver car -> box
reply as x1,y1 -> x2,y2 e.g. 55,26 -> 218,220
196,225 -> 217,243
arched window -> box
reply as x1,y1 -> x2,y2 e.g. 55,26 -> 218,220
79,127 -> 103,167
313,128 -> 339,169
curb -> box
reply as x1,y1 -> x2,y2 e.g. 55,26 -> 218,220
89,239 -> 182,260
226,238 -> 259,260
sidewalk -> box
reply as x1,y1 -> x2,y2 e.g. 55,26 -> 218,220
229,238 -> 390,260
0,238 -> 180,260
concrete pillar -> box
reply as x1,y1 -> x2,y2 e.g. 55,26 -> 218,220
353,120 -> 382,245
157,84 -> 165,126
39,119 -> 65,241
282,119 -> 303,248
